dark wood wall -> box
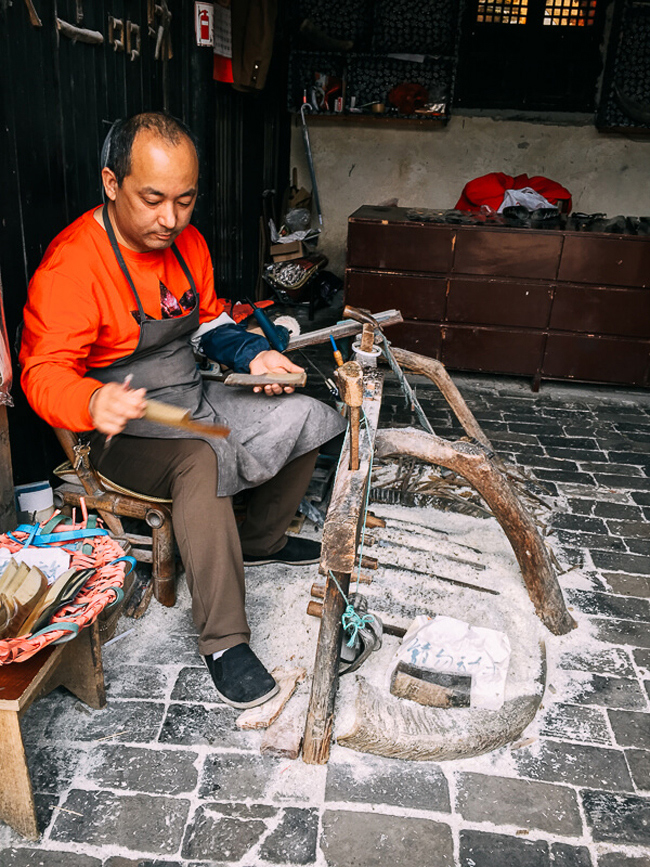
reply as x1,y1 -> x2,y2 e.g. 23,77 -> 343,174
0,0 -> 289,487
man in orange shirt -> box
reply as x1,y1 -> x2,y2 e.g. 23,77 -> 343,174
20,112 -> 345,708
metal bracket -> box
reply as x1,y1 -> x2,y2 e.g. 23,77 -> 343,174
108,15 -> 125,52
126,21 -> 141,60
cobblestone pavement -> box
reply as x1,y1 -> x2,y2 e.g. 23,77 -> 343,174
2,370 -> 649,867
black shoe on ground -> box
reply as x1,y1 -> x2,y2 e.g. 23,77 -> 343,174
204,643 -> 279,709
242,535 -> 321,567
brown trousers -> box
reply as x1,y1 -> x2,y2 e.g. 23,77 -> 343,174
91,435 -> 318,655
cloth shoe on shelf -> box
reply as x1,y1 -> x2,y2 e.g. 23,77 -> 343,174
242,535 -> 321,566
204,643 -> 279,709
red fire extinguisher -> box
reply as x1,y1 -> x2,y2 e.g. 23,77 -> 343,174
199,9 -> 210,42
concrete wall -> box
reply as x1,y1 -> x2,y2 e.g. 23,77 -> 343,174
289,114 -> 650,276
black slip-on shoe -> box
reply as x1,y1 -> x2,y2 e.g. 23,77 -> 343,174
204,643 -> 279,709
242,535 -> 321,567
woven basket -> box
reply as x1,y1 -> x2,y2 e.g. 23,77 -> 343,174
0,530 -> 132,665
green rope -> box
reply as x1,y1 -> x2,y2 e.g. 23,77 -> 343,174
329,570 -> 375,648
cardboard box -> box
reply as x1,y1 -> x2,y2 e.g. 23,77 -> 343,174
270,240 -> 305,262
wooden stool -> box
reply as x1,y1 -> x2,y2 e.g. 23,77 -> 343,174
0,621 -> 105,839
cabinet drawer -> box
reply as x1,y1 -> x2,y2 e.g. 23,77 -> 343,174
386,321 -> 442,357
453,228 -> 562,279
558,236 -> 650,288
347,221 -> 454,272
441,326 -> 544,375
550,284 -> 650,338
542,334 -> 650,385
345,270 -> 447,321
447,278 -> 553,328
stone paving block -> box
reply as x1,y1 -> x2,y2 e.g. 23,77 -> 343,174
561,484 -> 631,503
632,492 -> 650,507
551,671 -> 647,710
597,854 -> 650,867
103,664 -> 169,700
103,629 -> 199,666
259,806 -> 319,864
555,531 -> 626,552
557,647 -> 636,677
26,745 -> 82,794
581,789 -> 650,846
606,520 -> 650,539
1,851 -> 102,867
181,802 -> 276,862
547,448 -> 608,463
609,710 -> 650,749
104,860 -> 181,867
512,740 -> 633,791
593,617 -> 650,648
567,498 -> 596,515
455,773 -> 583,836
634,649 -> 650,675
538,703 -> 612,745
171,665 -> 222,703
607,452 -> 650,468
18,689 -> 69,746
626,539 -> 650,556
199,752 -> 279,802
595,502 -> 645,520
158,703 -> 254,748
602,574 -> 650,598
626,749 -> 650,791
49,789 -> 190,854
85,744 -> 199,794
321,809 -> 454,867
549,842 -> 593,867
44,700 -> 166,744
325,753 -> 450,812
593,475 -> 650,491
459,829 -> 549,867
534,469 -> 597,486
580,462 -> 645,477
525,457 -> 581,472
540,435 -> 601,450
552,514 -> 609,534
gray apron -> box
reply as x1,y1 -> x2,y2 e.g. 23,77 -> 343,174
88,210 -> 346,496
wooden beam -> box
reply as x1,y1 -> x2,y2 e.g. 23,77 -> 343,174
0,405 -> 16,533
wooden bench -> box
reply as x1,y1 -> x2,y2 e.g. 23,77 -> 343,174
0,620 -> 105,839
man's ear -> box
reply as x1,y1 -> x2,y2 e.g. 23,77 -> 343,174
101,167 -> 118,202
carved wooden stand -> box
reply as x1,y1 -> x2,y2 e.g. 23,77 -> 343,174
302,347 -> 575,765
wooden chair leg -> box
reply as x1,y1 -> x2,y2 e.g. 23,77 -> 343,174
0,710 -> 39,840
151,512 -> 176,607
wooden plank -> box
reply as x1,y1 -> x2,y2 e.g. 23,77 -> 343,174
286,310 -> 403,351
320,371 -> 384,575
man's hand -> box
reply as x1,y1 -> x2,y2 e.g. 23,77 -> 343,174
88,381 -> 147,436
249,350 -> 305,395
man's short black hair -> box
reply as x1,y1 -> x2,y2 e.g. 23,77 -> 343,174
103,111 -> 198,186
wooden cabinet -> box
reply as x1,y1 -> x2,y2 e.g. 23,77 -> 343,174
344,206 -> 650,388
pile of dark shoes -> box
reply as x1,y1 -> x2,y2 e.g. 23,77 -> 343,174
406,207 -> 650,235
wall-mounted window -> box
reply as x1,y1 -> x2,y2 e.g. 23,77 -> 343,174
455,0 -> 608,111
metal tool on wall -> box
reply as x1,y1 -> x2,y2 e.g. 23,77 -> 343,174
299,104 -> 323,228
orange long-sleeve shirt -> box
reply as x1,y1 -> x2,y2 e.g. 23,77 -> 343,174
20,208 -> 224,431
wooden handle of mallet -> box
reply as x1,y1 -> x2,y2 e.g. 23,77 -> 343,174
336,361 -> 363,471
224,372 -> 307,388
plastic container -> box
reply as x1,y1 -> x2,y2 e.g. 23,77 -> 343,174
352,340 -> 382,368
